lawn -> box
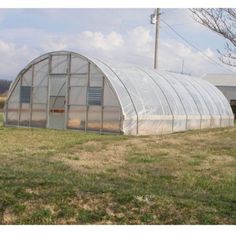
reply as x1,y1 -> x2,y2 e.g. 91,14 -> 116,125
0,113 -> 235,224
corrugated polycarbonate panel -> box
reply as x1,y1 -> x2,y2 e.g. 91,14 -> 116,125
68,105 -> 86,130
70,74 -> 88,86
31,104 -> 47,128
34,59 -> 49,87
20,103 -> 30,126
103,80 -> 120,107
33,87 -> 47,104
22,67 -> 32,86
7,82 -> 20,103
103,106 -> 121,132
6,102 -> 18,125
87,106 -> 101,131
69,86 -> 87,105
51,55 -> 68,74
71,55 -> 88,74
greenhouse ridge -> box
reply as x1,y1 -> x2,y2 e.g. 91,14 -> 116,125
3,51 -> 234,135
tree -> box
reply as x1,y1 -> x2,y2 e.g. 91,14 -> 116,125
190,8 -> 236,67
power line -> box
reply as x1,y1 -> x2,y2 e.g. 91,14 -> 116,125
161,18 -> 235,74
162,9 -> 179,14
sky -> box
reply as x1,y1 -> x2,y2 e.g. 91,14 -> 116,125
0,8 -> 235,80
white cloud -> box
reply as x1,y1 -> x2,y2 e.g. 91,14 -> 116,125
0,40 -> 39,78
40,35 -> 68,51
76,31 -> 124,51
0,25 -> 234,79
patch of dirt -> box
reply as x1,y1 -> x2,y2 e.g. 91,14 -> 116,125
52,140 -> 130,172
2,209 -> 17,224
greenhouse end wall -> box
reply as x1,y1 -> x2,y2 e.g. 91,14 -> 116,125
4,52 -> 123,134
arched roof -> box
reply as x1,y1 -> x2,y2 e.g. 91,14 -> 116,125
88,57 -> 234,132
6,51 -> 234,134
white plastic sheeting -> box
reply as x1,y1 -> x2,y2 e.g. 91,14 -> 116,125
4,51 -> 234,135
90,58 -> 234,134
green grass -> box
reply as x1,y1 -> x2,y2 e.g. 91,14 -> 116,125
0,113 -> 235,224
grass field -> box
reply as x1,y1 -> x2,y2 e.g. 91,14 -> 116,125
0,113 -> 235,224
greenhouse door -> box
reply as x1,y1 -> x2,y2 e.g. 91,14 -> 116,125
48,75 -> 67,129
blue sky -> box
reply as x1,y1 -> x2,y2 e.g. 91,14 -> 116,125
0,8 -> 234,80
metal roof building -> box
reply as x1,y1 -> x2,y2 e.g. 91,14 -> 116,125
202,74 -> 236,119
3,51 -> 234,135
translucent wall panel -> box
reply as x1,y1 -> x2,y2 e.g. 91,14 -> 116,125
138,119 -> 173,135
31,104 -> 47,127
20,103 -> 30,126
162,73 -> 201,130
70,75 -> 88,87
71,55 -> 88,74
68,105 -> 87,130
90,74 -> 103,87
8,82 -> 20,103
49,97 -> 65,112
22,67 -> 32,86
51,55 -> 68,74
103,107 -> 121,132
33,87 -> 47,104
6,102 -> 18,125
87,106 -> 101,131
50,75 -> 66,96
69,87 -> 87,105
90,64 -> 103,87
103,80 -> 120,107
34,59 -> 49,87
90,58 -> 137,131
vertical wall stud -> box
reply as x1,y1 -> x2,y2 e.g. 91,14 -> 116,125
18,74 -> 23,127
100,76 -> 105,134
29,64 -> 35,127
85,62 -> 90,132
46,55 -> 52,128
65,53 -> 72,129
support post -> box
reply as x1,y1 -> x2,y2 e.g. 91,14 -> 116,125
29,64 -> 34,127
65,53 -> 71,129
46,55 -> 52,128
154,8 -> 160,69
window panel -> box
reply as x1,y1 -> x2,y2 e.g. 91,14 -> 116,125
20,86 -> 31,103
87,87 -> 103,106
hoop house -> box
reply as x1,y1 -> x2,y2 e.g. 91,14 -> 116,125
4,51 -> 234,135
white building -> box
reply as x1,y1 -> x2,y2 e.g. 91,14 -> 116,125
202,74 -> 236,119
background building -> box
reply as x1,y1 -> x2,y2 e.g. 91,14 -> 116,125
202,74 -> 236,119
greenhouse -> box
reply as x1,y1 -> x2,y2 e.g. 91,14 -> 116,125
3,51 -> 234,135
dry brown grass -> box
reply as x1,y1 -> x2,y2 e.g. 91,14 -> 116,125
0,112 -> 235,224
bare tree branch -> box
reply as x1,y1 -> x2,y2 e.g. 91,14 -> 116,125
190,8 -> 236,67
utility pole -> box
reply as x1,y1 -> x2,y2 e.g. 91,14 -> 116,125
150,8 -> 160,69
181,59 -> 184,74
